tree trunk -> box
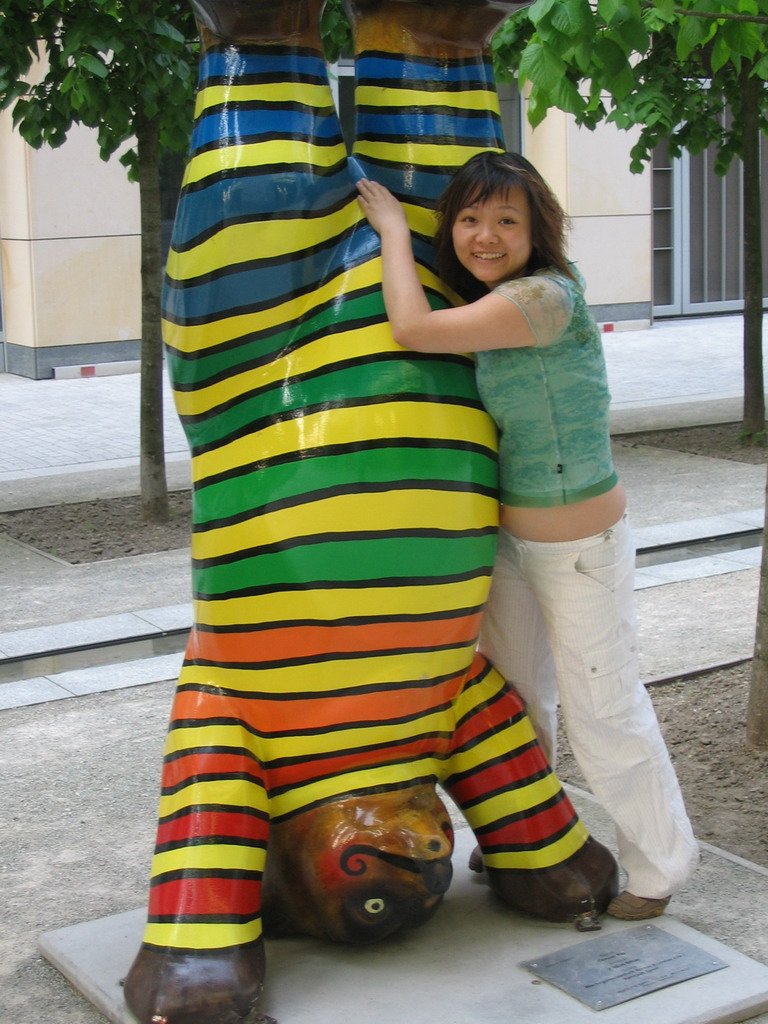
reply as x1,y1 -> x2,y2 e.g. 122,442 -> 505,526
743,67 -> 768,747
740,68 -> 765,438
136,108 -> 170,523
749,475 -> 768,748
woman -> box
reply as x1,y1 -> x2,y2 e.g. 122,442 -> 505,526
356,151 -> 699,920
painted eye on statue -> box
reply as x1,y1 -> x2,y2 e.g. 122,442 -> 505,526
364,897 -> 386,915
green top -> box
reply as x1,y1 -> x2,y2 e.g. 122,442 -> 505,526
475,267 -> 617,508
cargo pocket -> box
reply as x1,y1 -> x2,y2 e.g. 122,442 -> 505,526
575,530 -> 619,591
582,638 -> 638,719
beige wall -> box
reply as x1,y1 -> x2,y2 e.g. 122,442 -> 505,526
524,104 -> 653,326
0,111 -> 141,377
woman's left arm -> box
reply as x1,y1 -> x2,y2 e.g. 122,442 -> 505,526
357,179 -> 535,353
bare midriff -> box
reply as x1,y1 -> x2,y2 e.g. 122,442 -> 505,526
500,481 -> 627,543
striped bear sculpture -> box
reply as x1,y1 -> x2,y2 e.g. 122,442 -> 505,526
124,2 -> 618,1022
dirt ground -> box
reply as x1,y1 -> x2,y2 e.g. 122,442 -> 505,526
2,421 -> 768,870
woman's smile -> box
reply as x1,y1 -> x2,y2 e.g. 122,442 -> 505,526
452,186 -> 533,287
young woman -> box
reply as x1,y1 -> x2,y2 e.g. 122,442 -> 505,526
356,151 -> 699,921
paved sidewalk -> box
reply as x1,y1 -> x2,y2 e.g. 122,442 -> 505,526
0,312 -> 755,507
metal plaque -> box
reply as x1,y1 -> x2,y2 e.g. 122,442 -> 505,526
522,924 -> 728,1010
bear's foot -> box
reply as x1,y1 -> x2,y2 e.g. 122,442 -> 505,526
123,942 -> 272,1024
484,836 -> 620,929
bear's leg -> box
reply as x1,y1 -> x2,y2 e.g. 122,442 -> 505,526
441,655 -> 619,928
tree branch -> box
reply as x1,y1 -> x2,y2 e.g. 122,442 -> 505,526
673,8 -> 768,26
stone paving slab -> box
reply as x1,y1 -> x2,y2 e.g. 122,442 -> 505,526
0,652 -> 184,710
39,828 -> 768,1024
0,605 -> 192,661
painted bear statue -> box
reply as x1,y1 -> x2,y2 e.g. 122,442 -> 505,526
124,2 -> 618,1022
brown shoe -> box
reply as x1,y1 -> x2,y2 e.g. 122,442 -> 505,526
606,891 -> 670,920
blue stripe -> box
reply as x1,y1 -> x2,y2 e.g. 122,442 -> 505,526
199,50 -> 328,82
356,112 -> 502,142
190,107 -> 342,150
163,227 -> 381,325
356,55 -> 495,88
169,169 -> 355,248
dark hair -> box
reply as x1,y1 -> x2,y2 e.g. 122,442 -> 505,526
434,151 -> 574,301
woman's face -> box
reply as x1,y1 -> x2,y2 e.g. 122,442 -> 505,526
451,186 -> 533,288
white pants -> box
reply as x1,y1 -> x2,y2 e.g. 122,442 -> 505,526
478,515 -> 699,898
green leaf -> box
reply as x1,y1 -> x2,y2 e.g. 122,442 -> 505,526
151,17 -> 185,44
79,53 -> 109,78
651,0 -> 676,17
519,42 -> 567,89
597,0 -> 622,23
676,14 -> 711,61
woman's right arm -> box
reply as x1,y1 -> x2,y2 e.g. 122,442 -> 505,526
356,179 -> 536,353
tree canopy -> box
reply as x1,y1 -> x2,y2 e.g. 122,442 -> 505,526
490,0 -> 768,173
0,0 -> 197,178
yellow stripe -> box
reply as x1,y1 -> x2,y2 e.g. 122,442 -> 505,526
353,140 -> 501,169
183,139 -> 346,188
152,843 -> 265,877
174,645 -> 485,697
269,758 -> 442,819
164,259 -> 454,357
445,716 -> 539,779
404,202 -> 439,239
194,82 -> 334,118
193,578 -> 492,629
191,489 -> 496,560
171,319 -> 394,418
464,773 -> 567,831
191,401 -> 496,484
166,203 -> 359,283
482,820 -> 590,871
354,86 -> 500,113
260,709 -> 460,762
158,778 -> 266,820
164,722 -> 260,756
164,258 -> 383,354
143,919 -> 262,951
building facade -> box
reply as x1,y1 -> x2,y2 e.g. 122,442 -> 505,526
0,77 -> 765,378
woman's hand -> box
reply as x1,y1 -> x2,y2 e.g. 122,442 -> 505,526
356,178 -> 410,238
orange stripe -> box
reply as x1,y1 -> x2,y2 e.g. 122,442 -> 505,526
267,736 -> 453,791
169,681 -> 462,738
188,615 -> 483,665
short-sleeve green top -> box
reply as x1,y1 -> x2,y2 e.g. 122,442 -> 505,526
474,267 -> 617,508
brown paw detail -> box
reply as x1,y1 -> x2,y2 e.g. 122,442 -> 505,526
485,836 -> 620,926
345,0 -> 534,57
123,943 -> 268,1024
191,0 -> 324,46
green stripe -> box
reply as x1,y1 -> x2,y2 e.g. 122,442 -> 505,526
166,291 -> 388,386
181,358 -> 482,453
194,533 -> 496,596
192,445 -> 498,526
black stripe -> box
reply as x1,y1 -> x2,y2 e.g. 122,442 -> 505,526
194,435 -> 497,491
172,668 -> 469,706
178,156 -> 348,197
184,638 -> 476,672
189,391 -> 487,460
192,479 -> 496,534
193,564 -> 493,602
192,527 -> 495,571
193,603 -> 485,633
156,802 -> 269,827
170,191 -> 353,254
268,775 -> 439,824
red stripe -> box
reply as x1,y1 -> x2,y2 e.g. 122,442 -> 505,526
156,810 -> 268,847
149,876 -> 262,918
